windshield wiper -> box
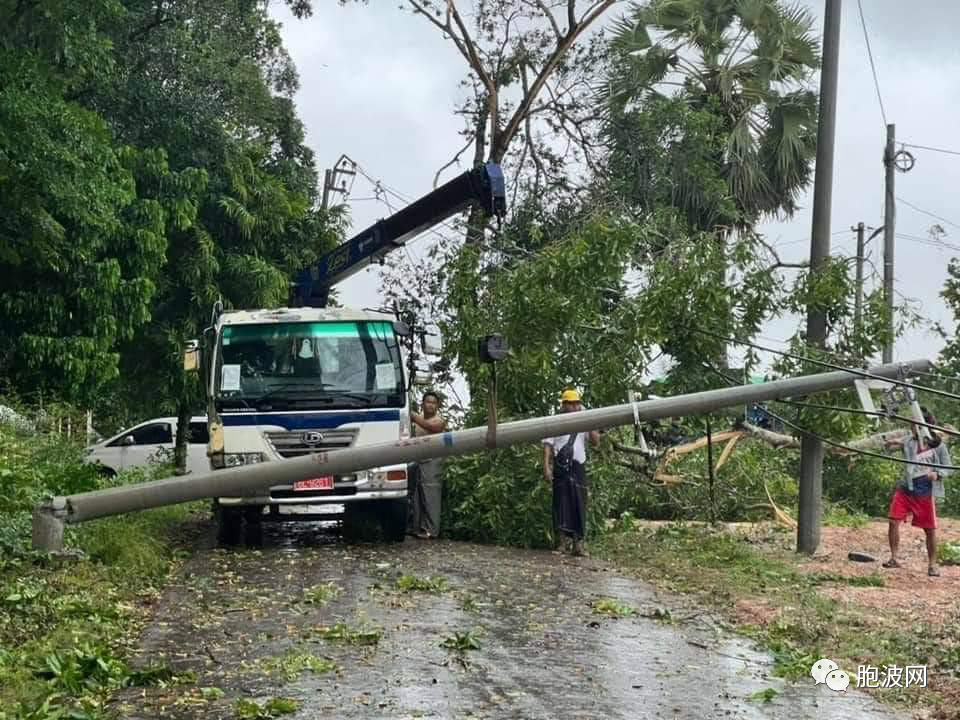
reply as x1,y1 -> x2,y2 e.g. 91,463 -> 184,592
323,389 -> 376,405
254,382 -> 333,405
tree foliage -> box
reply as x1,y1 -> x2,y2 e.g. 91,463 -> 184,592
606,0 -> 820,230
0,0 -> 338,432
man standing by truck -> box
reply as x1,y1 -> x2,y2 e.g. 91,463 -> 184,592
542,389 -> 600,556
409,391 -> 446,539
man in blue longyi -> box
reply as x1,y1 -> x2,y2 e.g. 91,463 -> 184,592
542,389 -> 600,556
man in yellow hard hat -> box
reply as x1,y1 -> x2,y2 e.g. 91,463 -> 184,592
542,388 -> 600,555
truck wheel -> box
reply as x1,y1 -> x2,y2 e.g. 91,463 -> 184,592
216,506 -> 242,546
243,507 -> 263,546
342,503 -> 377,543
379,499 -> 407,543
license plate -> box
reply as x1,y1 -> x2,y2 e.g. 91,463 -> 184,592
294,476 -> 333,491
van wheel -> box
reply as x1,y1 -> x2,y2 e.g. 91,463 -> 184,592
379,499 -> 407,543
216,506 -> 242,546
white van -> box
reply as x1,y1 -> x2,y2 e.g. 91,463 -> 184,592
85,416 -> 209,476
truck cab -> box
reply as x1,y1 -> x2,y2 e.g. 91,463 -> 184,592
205,307 -> 412,542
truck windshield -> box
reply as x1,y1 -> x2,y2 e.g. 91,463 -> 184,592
215,321 -> 403,408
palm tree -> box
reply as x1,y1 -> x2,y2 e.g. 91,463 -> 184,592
605,0 -> 821,231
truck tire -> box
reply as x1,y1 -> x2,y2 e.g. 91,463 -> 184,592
243,507 -> 263,546
379,499 -> 407,543
216,506 -> 242,546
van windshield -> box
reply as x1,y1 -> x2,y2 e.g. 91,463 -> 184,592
214,321 -> 404,409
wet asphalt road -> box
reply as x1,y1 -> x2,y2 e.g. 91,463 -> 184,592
116,522 -> 906,719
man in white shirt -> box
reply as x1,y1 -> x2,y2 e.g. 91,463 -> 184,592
409,391 -> 446,539
542,389 -> 600,555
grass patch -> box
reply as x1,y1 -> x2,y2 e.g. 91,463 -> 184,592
302,582 -> 341,606
260,649 -> 337,681
810,571 -> 886,588
823,504 -> 871,528
234,696 -> 300,718
311,621 -> 382,646
0,422 -> 204,718
393,574 -> 450,594
592,598 -> 635,618
938,542 -> 960,566
594,523 -> 959,711
440,630 -> 481,653
747,687 -> 779,703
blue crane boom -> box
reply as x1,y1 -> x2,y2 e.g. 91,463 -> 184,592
292,163 -> 506,307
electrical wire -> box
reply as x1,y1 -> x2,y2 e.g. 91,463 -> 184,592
911,367 -> 960,385
902,142 -> 960,158
772,397 -> 960,440
896,197 -> 960,231
701,360 -> 960,472
856,0 -> 887,128
896,232 -> 960,254
689,326 -> 960,403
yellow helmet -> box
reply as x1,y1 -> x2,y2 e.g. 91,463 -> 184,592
560,389 -> 581,403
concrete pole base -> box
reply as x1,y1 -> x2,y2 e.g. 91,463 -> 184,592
32,504 -> 66,552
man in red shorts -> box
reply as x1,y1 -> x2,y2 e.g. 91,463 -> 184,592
884,409 -> 952,577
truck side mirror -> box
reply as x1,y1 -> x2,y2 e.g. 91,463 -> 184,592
422,325 -> 443,355
184,339 -> 200,372
412,360 -> 434,386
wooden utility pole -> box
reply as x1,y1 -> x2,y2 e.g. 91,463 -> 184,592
883,123 -> 896,363
797,0 -> 842,555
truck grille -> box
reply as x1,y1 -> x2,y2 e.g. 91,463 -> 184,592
264,428 -> 358,459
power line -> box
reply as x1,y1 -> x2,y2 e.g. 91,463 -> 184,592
702,360 -> 960,472
689,326 -> 960,403
773,397 -> 960,440
856,0 -> 887,127
771,229 -> 851,248
902,142 -> 960,158
895,196 -> 960,230
896,232 -> 960,254
913,367 -> 960,385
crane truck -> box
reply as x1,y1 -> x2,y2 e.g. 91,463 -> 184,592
184,163 -> 506,543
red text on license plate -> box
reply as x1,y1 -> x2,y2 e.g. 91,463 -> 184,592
294,476 -> 334,491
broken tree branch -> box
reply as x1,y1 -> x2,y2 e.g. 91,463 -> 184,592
492,0 -> 616,160
433,137 -> 475,188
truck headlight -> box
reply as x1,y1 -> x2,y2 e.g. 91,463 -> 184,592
223,452 -> 266,467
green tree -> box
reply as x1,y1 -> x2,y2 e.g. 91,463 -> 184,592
605,0 -> 820,230
0,1 -> 187,404
938,258 -> 960,377
88,0 -> 337,466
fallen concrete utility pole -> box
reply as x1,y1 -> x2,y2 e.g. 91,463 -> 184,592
33,359 -> 931,550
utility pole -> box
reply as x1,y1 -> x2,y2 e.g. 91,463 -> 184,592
321,155 -> 357,210
854,222 -> 865,334
883,123 -> 896,363
33,358 -> 932,543
321,168 -> 334,210
797,0 -> 842,556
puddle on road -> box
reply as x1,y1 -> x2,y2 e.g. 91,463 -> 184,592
117,530 -> 907,720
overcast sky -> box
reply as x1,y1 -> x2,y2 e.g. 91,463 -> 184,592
271,0 -> 960,374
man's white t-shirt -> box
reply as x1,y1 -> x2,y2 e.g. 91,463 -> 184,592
542,433 -> 587,464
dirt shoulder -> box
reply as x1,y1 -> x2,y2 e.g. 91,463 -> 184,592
802,518 -> 960,626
